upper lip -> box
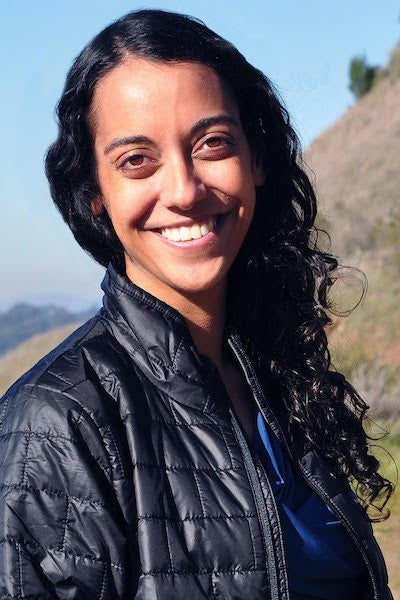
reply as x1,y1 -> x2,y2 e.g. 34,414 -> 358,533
149,212 -> 229,231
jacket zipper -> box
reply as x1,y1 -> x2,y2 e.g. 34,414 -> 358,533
227,336 -> 294,459
230,410 -> 280,600
227,333 -> 380,600
254,453 -> 290,597
227,336 -> 289,600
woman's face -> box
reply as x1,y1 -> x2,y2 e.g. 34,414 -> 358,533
91,57 -> 265,306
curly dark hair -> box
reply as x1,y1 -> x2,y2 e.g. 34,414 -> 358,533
45,9 -> 393,518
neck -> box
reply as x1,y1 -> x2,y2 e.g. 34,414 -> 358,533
124,263 -> 228,369
182,288 -> 226,370
147,282 -> 227,368
158,282 -> 226,369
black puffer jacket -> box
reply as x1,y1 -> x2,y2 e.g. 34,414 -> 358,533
0,267 -> 392,599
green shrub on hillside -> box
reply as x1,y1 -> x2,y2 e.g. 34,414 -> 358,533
349,55 -> 378,99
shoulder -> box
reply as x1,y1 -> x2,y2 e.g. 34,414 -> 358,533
0,314 -> 141,493
1,318 -> 96,430
0,317 -> 138,595
1,314 -> 138,427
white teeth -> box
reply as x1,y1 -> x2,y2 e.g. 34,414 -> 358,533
180,226 -> 191,241
161,218 -> 215,242
171,229 -> 181,242
200,223 -> 210,236
190,224 -> 202,239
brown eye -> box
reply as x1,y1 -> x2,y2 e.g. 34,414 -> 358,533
124,154 -> 146,167
117,152 -> 157,179
193,134 -> 235,161
204,137 -> 224,148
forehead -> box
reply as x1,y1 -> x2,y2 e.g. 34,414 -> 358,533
90,57 -> 239,140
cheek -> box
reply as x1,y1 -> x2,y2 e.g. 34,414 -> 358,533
225,159 -> 258,199
236,171 -> 257,214
100,184 -> 151,231
204,163 -> 257,209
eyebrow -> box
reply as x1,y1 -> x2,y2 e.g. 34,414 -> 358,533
190,115 -> 240,136
103,115 -> 240,155
104,135 -> 153,155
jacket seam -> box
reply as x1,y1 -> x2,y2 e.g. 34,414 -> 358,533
133,461 -> 240,472
0,430 -> 77,444
0,395 -> 10,432
16,541 -> 23,597
245,516 -> 258,570
170,337 -> 185,370
0,482 -> 106,507
212,420 -> 235,469
60,497 -> 70,551
192,471 -> 206,517
140,566 -> 265,576
0,595 -> 51,600
139,418 -> 219,427
0,537 -> 123,571
121,409 -> 225,426
100,314 -> 204,383
104,424 -> 126,480
0,594 -> 51,600
46,369 -> 74,387
20,435 -> 31,487
97,564 -> 107,600
138,513 -> 257,522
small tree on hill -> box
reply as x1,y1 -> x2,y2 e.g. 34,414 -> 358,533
349,55 -> 377,99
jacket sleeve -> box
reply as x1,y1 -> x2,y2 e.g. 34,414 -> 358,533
0,381 -> 137,599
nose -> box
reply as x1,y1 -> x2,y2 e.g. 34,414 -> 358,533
161,154 -> 207,210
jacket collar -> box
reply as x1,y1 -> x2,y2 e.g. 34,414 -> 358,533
99,265 -> 228,416
99,266 -> 296,445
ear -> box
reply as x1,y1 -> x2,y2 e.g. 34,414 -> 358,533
253,159 -> 266,187
91,197 -> 104,216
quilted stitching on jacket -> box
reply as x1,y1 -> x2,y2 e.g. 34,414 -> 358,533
0,267 -> 392,599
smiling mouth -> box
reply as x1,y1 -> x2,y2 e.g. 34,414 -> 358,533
160,217 -> 217,242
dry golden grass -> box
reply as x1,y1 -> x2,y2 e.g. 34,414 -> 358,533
0,323 -> 80,395
305,76 -> 400,259
305,71 -> 400,417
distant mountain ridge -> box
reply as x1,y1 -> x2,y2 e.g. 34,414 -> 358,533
0,303 -> 97,356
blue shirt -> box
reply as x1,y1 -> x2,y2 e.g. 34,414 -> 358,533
254,412 -> 366,599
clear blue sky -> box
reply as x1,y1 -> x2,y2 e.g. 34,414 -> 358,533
1,1 -> 399,309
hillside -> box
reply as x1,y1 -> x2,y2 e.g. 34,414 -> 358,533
0,303 -> 96,356
305,46 -> 400,391
306,76 -> 400,259
305,60 -> 400,596
0,323 -> 80,395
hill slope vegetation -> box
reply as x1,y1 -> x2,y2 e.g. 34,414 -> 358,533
305,44 -> 400,394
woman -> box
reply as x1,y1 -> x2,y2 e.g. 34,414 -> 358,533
0,9 -> 393,599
